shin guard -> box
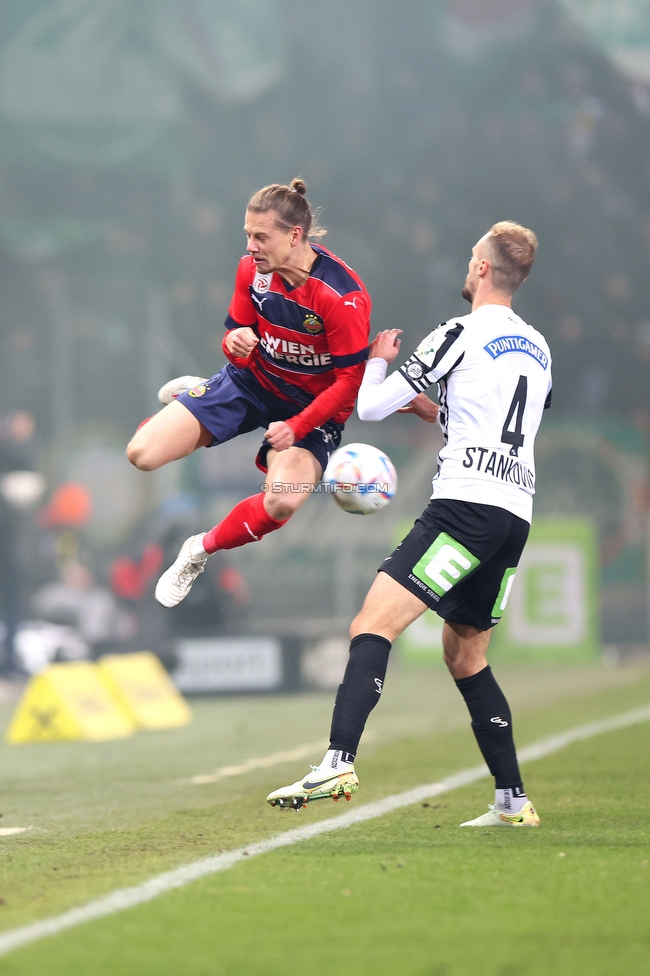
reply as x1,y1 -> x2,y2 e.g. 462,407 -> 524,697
203,493 -> 288,552
455,665 -> 523,789
329,633 -> 391,756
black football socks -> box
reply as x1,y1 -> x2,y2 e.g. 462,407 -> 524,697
328,642 -> 525,800
455,665 -> 524,792
329,633 -> 391,756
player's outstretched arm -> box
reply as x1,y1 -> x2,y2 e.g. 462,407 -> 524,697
279,363 -> 366,446
357,360 -> 417,421
396,393 -> 439,423
368,329 -> 402,363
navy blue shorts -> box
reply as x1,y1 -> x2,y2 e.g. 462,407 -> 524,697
379,498 -> 529,630
176,364 -> 343,474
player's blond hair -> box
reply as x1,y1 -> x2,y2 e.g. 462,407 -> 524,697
247,178 -> 326,239
485,221 -> 538,294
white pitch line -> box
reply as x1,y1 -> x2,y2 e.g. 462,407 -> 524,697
189,739 -> 329,784
189,733 -> 375,785
0,702 -> 648,959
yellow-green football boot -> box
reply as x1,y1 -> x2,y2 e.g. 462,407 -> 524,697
460,800 -> 540,827
267,765 -> 359,811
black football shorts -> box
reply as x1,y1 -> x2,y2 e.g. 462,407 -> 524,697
379,497 -> 530,630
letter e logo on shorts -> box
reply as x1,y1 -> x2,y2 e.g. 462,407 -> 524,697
412,533 -> 480,598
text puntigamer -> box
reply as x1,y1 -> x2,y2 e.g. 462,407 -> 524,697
483,335 -> 548,369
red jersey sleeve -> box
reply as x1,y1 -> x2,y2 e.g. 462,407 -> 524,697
227,257 -> 258,327
223,257 -> 259,369
221,331 -> 257,370
284,290 -> 370,440
285,364 -> 365,441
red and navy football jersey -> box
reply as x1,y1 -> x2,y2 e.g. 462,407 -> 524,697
224,244 -> 371,440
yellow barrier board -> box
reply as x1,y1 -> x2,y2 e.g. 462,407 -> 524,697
98,652 -> 192,730
5,661 -> 136,743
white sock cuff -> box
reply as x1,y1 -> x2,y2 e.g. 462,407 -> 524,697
319,748 -> 355,771
495,788 -> 527,813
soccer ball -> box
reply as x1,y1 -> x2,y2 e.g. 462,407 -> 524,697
322,443 -> 397,515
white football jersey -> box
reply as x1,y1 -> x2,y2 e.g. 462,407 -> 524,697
357,304 -> 552,522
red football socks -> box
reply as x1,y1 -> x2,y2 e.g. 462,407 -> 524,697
203,492 -> 288,552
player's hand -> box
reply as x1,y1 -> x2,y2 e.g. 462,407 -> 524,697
226,327 -> 259,358
368,329 -> 402,364
397,393 -> 439,423
264,421 -> 296,451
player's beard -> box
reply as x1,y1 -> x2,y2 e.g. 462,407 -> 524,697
461,283 -> 473,303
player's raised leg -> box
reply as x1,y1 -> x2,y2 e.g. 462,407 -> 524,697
205,444 -> 321,549
155,445 -> 321,608
267,573 -> 427,809
126,400 -> 213,472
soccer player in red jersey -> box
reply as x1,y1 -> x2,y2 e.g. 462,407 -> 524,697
126,179 -> 371,607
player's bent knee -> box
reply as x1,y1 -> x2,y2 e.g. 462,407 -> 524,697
263,492 -> 298,521
263,483 -> 313,520
126,440 -> 159,472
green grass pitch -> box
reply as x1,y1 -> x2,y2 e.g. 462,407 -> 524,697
0,661 -> 648,975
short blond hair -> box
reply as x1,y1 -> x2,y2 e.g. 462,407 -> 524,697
485,221 -> 538,294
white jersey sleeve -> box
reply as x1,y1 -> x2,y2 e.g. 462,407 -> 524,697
356,320 -> 466,421
397,321 -> 467,392
357,358 -> 418,421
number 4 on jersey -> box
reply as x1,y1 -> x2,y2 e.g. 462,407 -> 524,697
501,375 -> 527,457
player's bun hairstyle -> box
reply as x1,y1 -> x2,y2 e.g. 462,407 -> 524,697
247,178 -> 326,238
485,221 -> 538,294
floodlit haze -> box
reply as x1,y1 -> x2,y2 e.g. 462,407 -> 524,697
0,0 -> 647,641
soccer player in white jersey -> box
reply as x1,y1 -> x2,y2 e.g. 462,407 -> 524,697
267,221 -> 553,826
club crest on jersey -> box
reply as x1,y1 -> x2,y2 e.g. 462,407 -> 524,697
188,384 -> 209,397
253,272 -> 272,293
484,335 -> 548,369
303,313 -> 324,334
406,361 -> 424,379
413,324 -> 446,366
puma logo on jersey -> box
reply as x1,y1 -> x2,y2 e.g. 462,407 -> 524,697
344,297 -> 358,308
252,294 -> 269,310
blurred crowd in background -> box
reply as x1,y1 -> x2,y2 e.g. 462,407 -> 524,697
0,0 -> 649,673
0,407 -> 250,675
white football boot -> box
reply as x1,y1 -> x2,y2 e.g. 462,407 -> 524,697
460,800 -> 540,827
154,534 -> 209,607
267,765 -> 359,811
157,376 -> 209,405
